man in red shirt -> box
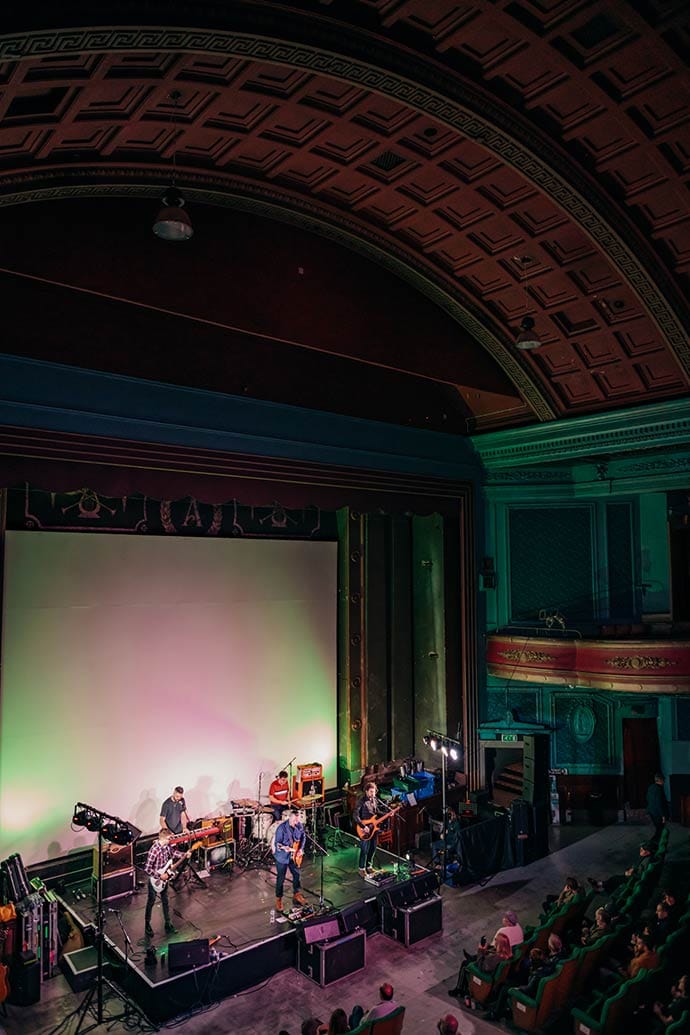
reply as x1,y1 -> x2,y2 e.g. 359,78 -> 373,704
268,771 -> 291,821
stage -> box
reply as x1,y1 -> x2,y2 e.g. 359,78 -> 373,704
56,833 -> 431,1023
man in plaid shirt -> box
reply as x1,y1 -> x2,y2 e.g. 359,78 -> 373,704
144,829 -> 190,937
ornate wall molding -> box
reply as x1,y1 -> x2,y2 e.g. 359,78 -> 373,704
473,399 -> 690,471
487,634 -> 690,695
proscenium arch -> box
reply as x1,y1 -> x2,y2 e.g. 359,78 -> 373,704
0,179 -> 554,422
0,15 -> 688,392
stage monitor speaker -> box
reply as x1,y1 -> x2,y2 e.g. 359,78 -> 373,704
411,871 -> 439,901
338,898 -> 379,936
301,915 -> 340,945
167,938 -> 210,973
8,950 -> 41,1006
297,928 -> 366,987
379,880 -> 416,910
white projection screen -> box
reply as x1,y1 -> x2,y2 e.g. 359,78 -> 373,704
0,530 -> 338,866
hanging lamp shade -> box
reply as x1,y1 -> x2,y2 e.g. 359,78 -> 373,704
152,188 -> 193,241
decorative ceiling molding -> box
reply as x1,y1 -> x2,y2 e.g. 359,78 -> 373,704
0,23 -> 688,393
472,398 -> 690,470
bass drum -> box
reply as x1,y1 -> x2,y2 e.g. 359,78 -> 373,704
253,812 -> 276,841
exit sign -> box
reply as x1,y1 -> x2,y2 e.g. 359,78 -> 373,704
500,733 -> 519,742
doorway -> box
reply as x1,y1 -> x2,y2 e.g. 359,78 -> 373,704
623,718 -> 660,809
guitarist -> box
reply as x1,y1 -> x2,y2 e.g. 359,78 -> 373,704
353,782 -> 387,876
144,829 -> 191,938
273,810 -> 307,913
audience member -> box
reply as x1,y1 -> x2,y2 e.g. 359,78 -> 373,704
302,1021 -> 320,1035
318,1008 -> 349,1035
645,772 -> 669,843
449,931 -> 512,1000
546,933 -> 566,965
437,1015 -> 459,1035
363,982 -> 397,1021
626,932 -> 659,979
542,876 -> 580,915
581,906 -> 612,946
487,947 -> 555,1021
648,901 -> 675,945
492,910 -> 523,948
652,974 -> 689,1032
588,842 -> 653,895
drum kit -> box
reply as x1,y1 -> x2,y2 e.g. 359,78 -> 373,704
230,797 -> 325,872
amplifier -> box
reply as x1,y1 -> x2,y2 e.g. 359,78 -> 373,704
380,894 -> 442,947
197,840 -> 234,871
92,843 -> 134,877
168,938 -> 209,973
92,867 -> 136,901
296,927 -> 366,987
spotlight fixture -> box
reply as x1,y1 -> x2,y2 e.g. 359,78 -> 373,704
72,807 -> 89,827
441,744 -> 449,757
85,812 -> 101,833
422,735 -> 430,747
429,737 -> 439,751
515,316 -> 542,351
450,747 -> 459,761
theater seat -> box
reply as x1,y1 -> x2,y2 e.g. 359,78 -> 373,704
349,1006 -> 405,1034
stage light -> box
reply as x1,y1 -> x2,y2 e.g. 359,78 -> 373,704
450,747 -> 459,761
429,737 -> 438,751
85,812 -> 101,832
101,822 -> 117,842
422,735 -> 430,747
441,744 -> 449,757
72,808 -> 89,827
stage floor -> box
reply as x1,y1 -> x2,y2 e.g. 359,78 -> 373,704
59,833 -> 420,1021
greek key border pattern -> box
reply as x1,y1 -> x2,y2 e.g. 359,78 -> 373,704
0,26 -> 687,372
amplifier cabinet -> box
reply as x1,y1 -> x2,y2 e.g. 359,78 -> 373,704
92,843 -> 134,877
296,928 -> 366,987
381,894 -> 442,947
197,840 -> 234,871
92,867 -> 136,901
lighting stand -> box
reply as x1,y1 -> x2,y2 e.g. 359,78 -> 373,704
303,828 -> 329,910
441,749 -> 448,885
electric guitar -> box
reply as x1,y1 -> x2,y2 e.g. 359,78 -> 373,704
355,803 -> 402,841
0,962 -> 9,1005
149,841 -> 201,892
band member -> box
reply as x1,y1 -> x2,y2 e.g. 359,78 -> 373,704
353,782 -> 383,876
160,785 -> 190,835
268,771 -> 291,822
144,830 -> 191,937
273,809 -> 307,912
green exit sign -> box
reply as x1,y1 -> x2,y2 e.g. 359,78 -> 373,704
501,733 -> 519,742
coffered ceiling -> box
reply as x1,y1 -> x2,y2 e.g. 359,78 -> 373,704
0,0 -> 688,435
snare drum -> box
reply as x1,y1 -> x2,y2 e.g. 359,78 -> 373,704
281,808 -> 307,825
253,812 -> 275,841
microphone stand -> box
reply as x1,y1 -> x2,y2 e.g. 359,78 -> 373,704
302,827 -> 329,910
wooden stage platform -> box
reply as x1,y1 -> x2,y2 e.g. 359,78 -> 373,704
58,833 -> 433,1022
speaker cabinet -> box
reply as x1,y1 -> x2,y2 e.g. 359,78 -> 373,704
411,871 -> 439,901
380,894 -> 442,947
168,938 -> 210,973
296,928 -> 366,987
511,799 -> 549,866
338,898 -> 379,936
522,735 -> 550,805
92,867 -> 136,901
9,950 -> 41,1005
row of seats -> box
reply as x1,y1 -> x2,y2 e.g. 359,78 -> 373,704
467,829 -> 689,1034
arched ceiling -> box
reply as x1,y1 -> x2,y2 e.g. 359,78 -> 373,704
0,0 -> 688,435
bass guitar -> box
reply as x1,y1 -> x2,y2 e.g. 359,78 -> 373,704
356,803 -> 402,841
149,840 -> 201,893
